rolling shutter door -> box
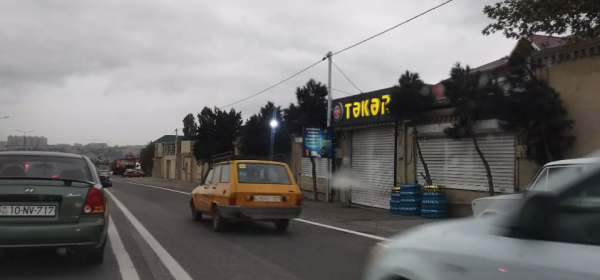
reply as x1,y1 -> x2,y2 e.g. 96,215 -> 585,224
416,134 -> 515,193
301,157 -> 329,179
351,126 -> 395,209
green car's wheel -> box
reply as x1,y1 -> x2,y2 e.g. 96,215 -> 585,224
86,237 -> 106,265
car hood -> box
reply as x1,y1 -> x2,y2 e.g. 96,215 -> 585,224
474,193 -> 522,201
388,216 -> 508,247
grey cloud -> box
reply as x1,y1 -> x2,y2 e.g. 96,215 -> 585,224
0,0 -> 516,145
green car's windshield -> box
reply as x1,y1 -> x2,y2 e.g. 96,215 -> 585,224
0,155 -> 93,182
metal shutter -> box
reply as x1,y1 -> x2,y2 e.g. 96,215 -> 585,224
416,134 -> 515,193
301,157 -> 329,179
351,126 -> 395,209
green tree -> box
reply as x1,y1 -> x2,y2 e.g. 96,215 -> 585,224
240,102 -> 290,157
283,79 -> 329,135
483,0 -> 600,44
194,107 -> 217,161
139,141 -> 156,175
388,71 -> 435,185
182,113 -> 198,140
493,55 -> 575,165
442,63 -> 503,196
193,107 -> 242,161
282,79 -> 328,201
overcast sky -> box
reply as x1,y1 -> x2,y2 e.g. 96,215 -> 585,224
0,0 -> 516,145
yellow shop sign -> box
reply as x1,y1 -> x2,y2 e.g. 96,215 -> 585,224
332,92 -> 393,126
333,94 -> 390,122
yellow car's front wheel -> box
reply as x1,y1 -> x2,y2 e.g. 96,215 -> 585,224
212,206 -> 227,232
190,201 -> 202,221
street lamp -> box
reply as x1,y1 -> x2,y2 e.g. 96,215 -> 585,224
16,130 -> 33,150
269,113 -> 278,160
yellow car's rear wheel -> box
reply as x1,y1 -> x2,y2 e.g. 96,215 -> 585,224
274,219 -> 290,232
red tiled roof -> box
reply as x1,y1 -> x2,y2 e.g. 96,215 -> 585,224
426,36 -> 566,101
472,57 -> 509,72
431,83 -> 445,99
425,83 -> 446,100
530,34 -> 566,49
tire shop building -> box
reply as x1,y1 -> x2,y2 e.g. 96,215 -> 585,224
331,87 -> 401,209
330,85 -> 527,216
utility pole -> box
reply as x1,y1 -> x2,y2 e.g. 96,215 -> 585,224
174,128 -> 178,180
326,51 -> 333,203
17,130 -> 33,150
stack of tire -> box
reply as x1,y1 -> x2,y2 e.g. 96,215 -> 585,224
399,183 -> 422,216
421,185 -> 448,219
389,186 -> 401,214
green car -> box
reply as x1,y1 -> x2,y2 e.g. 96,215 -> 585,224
0,151 -> 112,264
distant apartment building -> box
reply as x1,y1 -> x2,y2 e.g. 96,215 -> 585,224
121,145 -> 145,149
6,135 -> 48,147
54,144 -> 72,147
86,143 -> 108,149
74,143 -> 83,147
0,141 -> 6,151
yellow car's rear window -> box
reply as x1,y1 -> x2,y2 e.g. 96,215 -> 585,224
237,163 -> 291,185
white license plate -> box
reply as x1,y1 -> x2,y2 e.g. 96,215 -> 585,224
254,196 -> 281,202
0,206 -> 56,217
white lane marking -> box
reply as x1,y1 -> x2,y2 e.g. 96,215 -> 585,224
113,180 -> 189,195
294,218 -> 390,241
105,190 -> 193,280
376,242 -> 389,248
108,217 -> 140,280
114,180 -> 390,242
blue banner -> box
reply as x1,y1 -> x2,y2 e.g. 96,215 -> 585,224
302,127 -> 333,158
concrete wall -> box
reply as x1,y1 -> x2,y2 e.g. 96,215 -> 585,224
533,40 -> 600,159
181,141 -> 193,153
293,135 -> 330,202
196,163 -> 209,183
153,139 -> 209,184
162,154 -> 176,179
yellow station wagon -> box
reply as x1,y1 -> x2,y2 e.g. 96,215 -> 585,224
189,158 -> 303,232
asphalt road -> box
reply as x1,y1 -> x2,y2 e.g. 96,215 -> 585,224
1,180 -> 382,280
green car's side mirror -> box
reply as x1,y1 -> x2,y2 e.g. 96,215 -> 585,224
101,179 -> 113,188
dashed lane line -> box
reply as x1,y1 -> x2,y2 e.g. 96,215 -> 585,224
105,189 -> 193,280
108,217 -> 140,280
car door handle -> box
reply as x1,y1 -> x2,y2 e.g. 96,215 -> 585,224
212,187 -> 216,189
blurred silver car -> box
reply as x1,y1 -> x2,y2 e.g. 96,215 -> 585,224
364,157 -> 600,280
472,158 -> 600,218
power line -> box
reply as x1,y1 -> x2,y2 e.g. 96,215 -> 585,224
332,88 -> 356,96
215,0 -> 452,109
332,0 -> 453,56
332,61 -> 362,94
218,58 -> 325,109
